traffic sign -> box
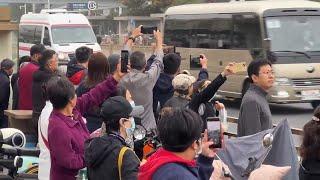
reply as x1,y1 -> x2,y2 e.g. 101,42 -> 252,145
87,1 -> 97,10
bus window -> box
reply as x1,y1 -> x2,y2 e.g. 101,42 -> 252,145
19,25 -> 35,44
165,14 -> 233,49
164,14 -> 261,50
232,14 -> 262,49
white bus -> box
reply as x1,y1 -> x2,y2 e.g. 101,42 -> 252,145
164,0 -> 320,107
19,9 -> 101,65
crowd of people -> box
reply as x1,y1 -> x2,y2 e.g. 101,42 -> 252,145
0,25 -> 319,180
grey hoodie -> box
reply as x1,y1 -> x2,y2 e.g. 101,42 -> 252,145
120,49 -> 164,130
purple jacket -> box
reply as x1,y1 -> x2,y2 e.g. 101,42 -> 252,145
48,75 -> 118,180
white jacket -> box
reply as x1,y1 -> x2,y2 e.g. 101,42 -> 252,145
38,101 -> 53,180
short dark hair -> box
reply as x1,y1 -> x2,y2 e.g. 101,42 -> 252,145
18,56 -> 31,68
30,44 -> 45,57
47,76 -> 75,109
163,53 -> 181,75
247,59 -> 272,83
130,51 -> 146,71
301,107 -> 320,160
39,49 -> 56,70
108,54 -> 120,74
1,59 -> 15,70
75,46 -> 93,64
157,108 -> 203,152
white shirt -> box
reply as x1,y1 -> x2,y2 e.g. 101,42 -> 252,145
38,101 -> 53,180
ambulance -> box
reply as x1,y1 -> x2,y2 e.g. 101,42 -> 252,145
19,9 -> 101,65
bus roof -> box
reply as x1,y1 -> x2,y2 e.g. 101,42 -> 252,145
165,0 -> 320,15
20,12 -> 90,26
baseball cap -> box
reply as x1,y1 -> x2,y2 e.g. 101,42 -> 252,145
172,74 -> 196,91
100,96 -> 144,121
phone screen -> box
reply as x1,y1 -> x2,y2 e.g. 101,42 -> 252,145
207,117 -> 222,148
141,26 -> 157,34
121,50 -> 129,73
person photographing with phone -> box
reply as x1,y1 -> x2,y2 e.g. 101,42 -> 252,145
120,25 -> 164,131
164,54 -> 235,131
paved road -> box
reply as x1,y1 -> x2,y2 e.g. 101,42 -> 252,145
221,100 -> 314,129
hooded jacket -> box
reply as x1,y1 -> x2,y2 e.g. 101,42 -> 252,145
299,159 -> 320,180
85,133 -> 140,180
153,73 -> 174,115
138,148 -> 213,180
66,62 -> 86,85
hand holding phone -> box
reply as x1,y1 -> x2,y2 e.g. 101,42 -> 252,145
207,117 -> 223,149
121,50 -> 129,73
233,62 -> 247,73
141,26 -> 158,34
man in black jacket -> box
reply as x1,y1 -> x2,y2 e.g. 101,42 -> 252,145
0,59 -> 14,128
32,50 -> 58,141
164,55 -> 235,130
85,96 -> 141,180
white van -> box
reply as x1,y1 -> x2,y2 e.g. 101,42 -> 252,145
19,9 -> 101,64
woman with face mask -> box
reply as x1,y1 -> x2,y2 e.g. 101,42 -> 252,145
85,96 -> 141,180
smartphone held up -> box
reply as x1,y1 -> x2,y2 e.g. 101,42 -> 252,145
121,50 -> 129,73
207,117 -> 223,149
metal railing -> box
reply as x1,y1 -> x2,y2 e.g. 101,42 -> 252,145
224,116 -> 303,151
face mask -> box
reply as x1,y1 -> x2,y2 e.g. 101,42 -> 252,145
219,108 -> 228,131
129,101 -> 135,107
125,117 -> 135,149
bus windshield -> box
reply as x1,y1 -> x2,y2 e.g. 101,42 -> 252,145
51,26 -> 97,44
265,16 -> 320,52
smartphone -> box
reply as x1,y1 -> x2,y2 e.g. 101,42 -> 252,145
163,45 -> 176,55
141,26 -> 158,34
207,117 -> 222,148
121,50 -> 129,73
233,62 -> 247,73
190,55 -> 202,69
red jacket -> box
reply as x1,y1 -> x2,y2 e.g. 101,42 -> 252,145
138,148 -> 196,180
18,61 -> 39,110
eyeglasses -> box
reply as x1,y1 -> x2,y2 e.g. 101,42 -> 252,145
259,71 -> 275,76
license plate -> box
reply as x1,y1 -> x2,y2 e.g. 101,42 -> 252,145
301,90 -> 320,100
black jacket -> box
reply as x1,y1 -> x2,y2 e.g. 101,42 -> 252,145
164,73 -> 226,130
11,73 -> 19,110
76,83 -> 103,133
32,69 -> 56,115
299,159 -> 320,180
85,133 -> 140,180
153,73 -> 174,116
0,70 -> 10,110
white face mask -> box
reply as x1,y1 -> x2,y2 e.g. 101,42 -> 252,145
125,117 -> 135,149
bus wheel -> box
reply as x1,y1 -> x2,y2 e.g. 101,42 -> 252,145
241,79 -> 251,98
311,100 -> 320,109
